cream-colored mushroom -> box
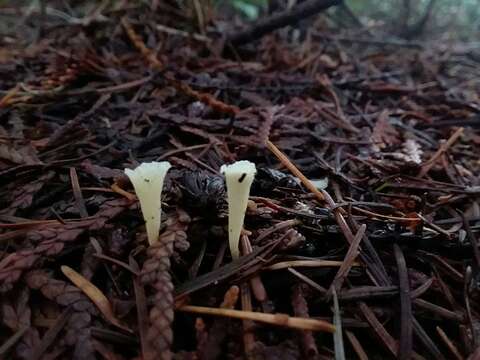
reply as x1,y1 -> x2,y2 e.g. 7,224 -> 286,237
124,161 -> 171,245
221,160 -> 256,259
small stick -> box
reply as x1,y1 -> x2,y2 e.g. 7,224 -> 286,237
354,207 -> 420,222
419,127 -> 464,177
178,305 -> 335,333
226,0 -> 341,46
253,219 -> 301,244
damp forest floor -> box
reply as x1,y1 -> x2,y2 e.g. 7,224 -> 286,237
0,1 -> 480,359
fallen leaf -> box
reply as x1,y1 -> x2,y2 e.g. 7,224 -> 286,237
61,265 -> 132,333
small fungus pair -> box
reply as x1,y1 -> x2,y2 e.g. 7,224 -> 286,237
125,160 -> 256,259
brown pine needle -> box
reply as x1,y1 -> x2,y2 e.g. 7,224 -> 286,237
0,219 -> 60,228
359,302 -> 398,357
177,305 -> 335,333
61,265 -> 132,333
353,207 -> 420,222
266,140 -> 325,202
287,268 -> 327,294
265,260 -> 359,271
436,326 -> 464,360
328,224 -> 366,296
345,331 -> 369,360
0,216 -> 98,229
332,288 -> 346,359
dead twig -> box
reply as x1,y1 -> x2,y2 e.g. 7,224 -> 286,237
226,0 -> 342,46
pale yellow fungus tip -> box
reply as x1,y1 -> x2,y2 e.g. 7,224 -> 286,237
221,160 -> 256,259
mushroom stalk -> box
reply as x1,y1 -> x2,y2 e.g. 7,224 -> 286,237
124,161 -> 171,245
221,160 -> 256,259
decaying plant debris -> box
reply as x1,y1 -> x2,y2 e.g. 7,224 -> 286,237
1,1 -> 480,359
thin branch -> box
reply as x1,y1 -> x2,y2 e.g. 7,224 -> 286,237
226,0 -> 342,46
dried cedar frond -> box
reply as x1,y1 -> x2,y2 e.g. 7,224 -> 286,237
66,312 -> 95,360
0,171 -> 54,216
1,287 -> 31,331
0,199 -> 129,291
371,111 -> 401,151
80,240 -> 99,281
140,209 -> 191,360
0,140 -> 41,166
291,284 -> 318,358
25,271 -> 97,359
15,328 -> 41,360
257,106 -> 279,145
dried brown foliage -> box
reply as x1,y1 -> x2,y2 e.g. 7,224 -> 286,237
0,171 -> 55,215
140,209 -> 191,360
25,270 -> 97,359
0,1 -> 479,358
0,199 -> 129,291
